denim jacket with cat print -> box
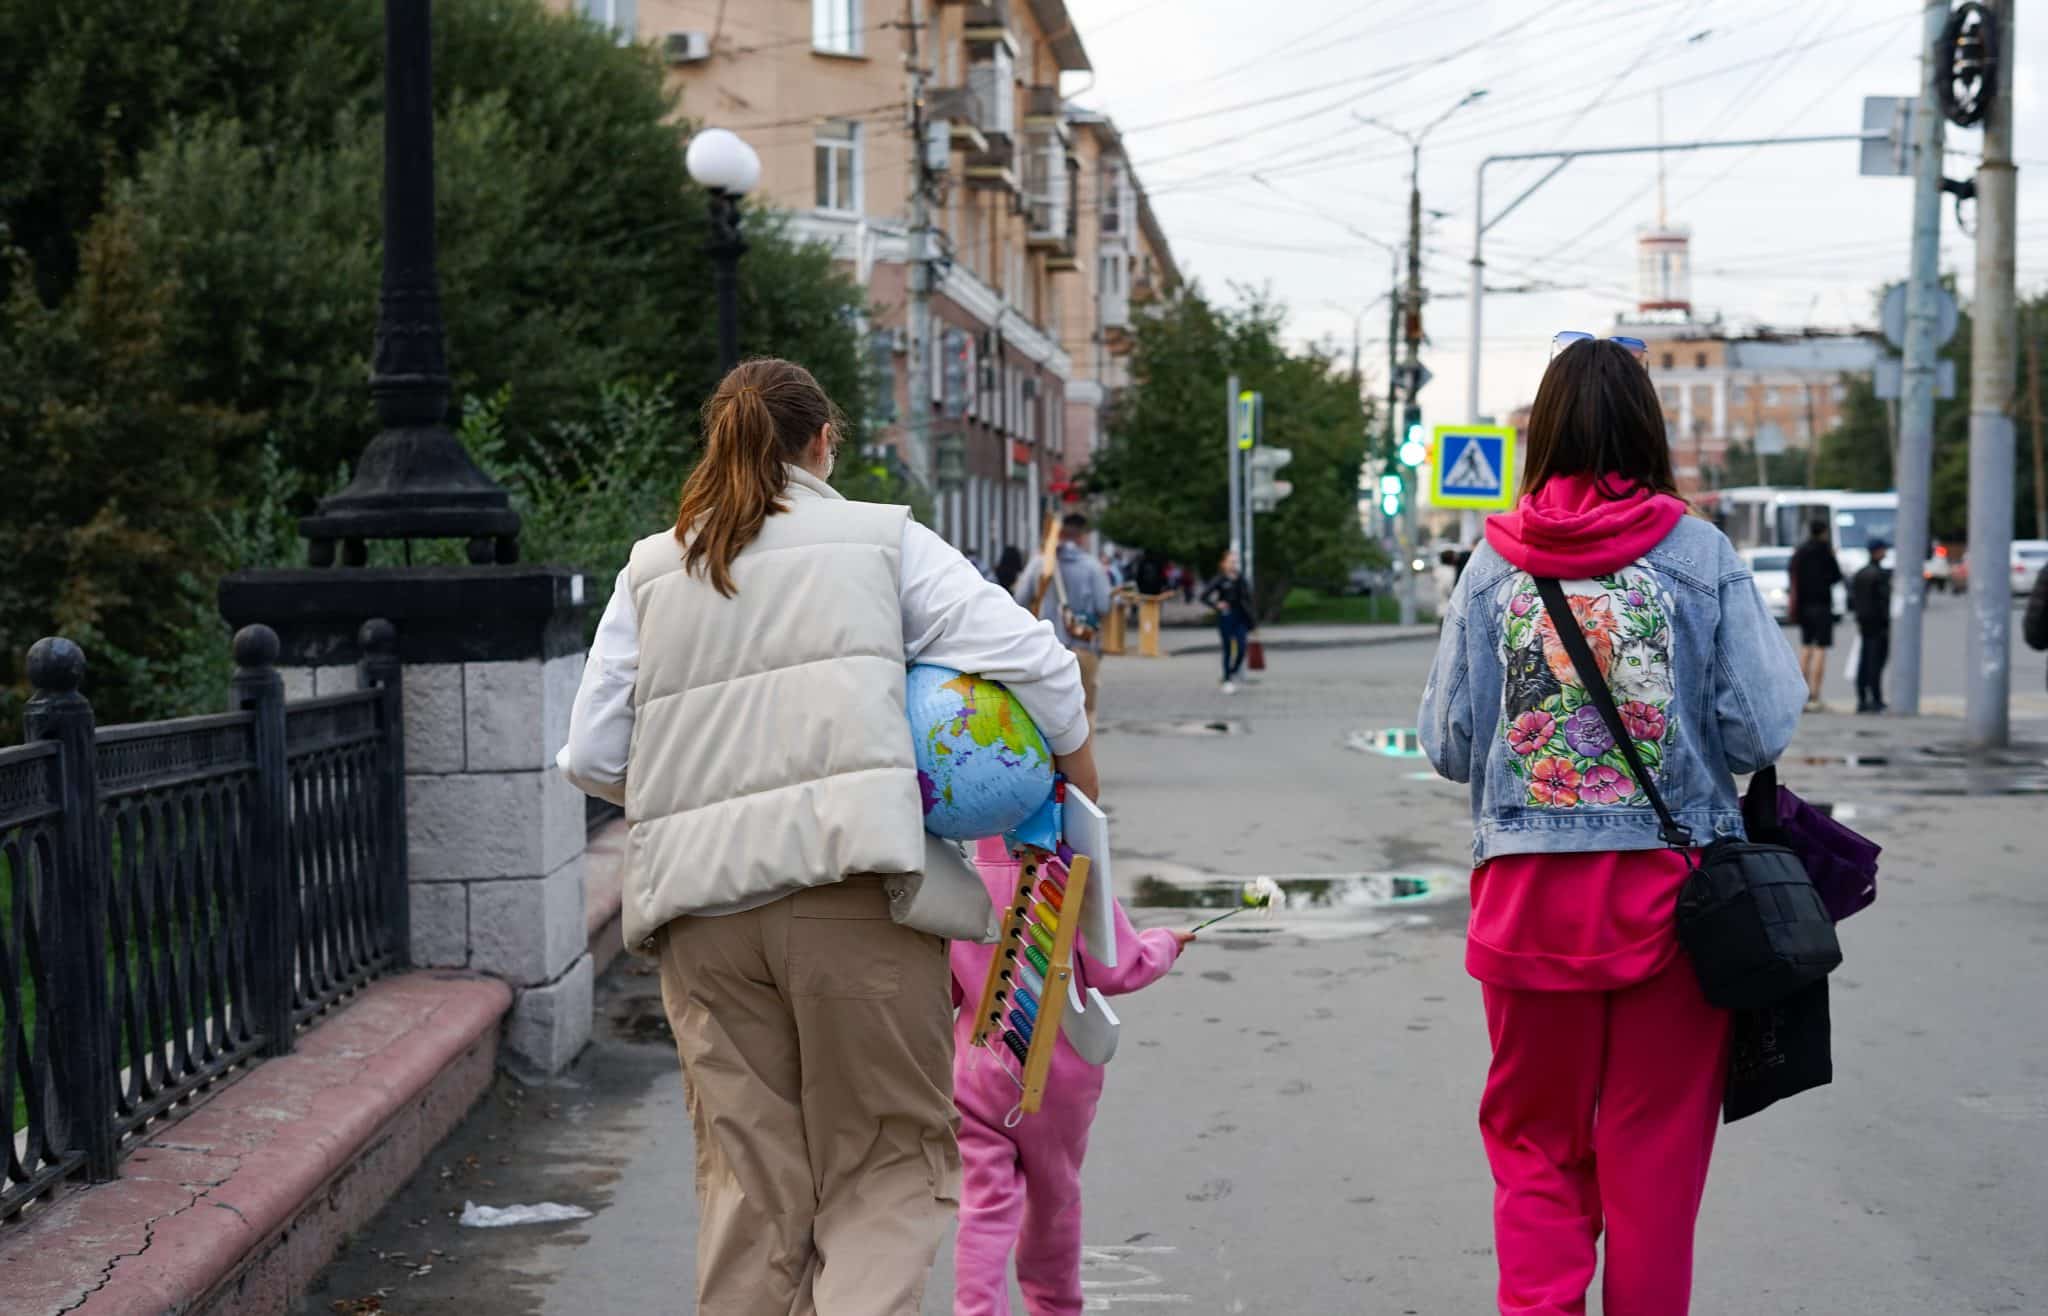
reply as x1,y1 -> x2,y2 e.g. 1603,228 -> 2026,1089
1418,514 -> 1807,864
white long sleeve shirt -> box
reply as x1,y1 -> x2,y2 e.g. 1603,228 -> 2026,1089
556,520 -> 1088,799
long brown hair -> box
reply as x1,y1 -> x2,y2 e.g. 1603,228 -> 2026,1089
1520,338 -> 1680,500
676,358 -> 842,597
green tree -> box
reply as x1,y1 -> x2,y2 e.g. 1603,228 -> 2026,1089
1813,373 -> 1895,492
0,0 -> 879,720
1085,289 -> 1371,617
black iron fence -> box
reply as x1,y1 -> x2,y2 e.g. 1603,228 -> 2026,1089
1,620 -> 406,1220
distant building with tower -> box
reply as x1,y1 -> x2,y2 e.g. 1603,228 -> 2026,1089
1504,195 -> 1885,495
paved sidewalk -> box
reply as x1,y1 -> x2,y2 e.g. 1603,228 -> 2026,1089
296,642 -> 2046,1315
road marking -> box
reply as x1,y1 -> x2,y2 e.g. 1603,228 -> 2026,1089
1080,1245 -> 1192,1307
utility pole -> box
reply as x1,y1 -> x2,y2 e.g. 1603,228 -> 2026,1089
903,0 -> 937,500
1966,0 -> 2018,747
1892,0 -> 1950,717
1227,373 -> 1242,563
2029,331 -> 2046,541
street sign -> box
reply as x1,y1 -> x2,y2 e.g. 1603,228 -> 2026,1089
1236,390 -> 1262,450
1754,420 -> 1787,456
1880,282 -> 1960,350
1429,424 -> 1516,510
1394,361 -> 1433,395
1873,357 -> 1958,400
1859,96 -> 1915,177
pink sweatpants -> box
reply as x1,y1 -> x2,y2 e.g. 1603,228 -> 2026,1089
952,1045 -> 1102,1316
1479,956 -> 1732,1316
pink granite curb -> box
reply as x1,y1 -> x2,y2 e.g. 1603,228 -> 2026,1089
0,970 -> 511,1316
585,816 -> 628,975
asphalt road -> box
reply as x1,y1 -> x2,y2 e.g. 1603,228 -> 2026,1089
298,637 -> 2048,1316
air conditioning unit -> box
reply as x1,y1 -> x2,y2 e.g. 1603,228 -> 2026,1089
889,327 -> 911,353
664,31 -> 711,63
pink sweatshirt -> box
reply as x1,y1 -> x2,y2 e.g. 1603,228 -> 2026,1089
950,839 -> 1182,1093
1471,475 -> 1694,993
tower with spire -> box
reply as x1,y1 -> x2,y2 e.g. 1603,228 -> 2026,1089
1636,93 -> 1692,319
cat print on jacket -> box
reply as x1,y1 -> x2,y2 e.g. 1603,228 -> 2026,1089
1497,568 -> 1676,810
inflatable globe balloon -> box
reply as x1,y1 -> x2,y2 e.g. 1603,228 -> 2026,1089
906,664 -> 1055,840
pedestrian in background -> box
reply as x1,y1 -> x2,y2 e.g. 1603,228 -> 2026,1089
995,545 -> 1026,592
1419,339 -> 1807,1316
559,358 -> 1096,1315
1789,518 -> 1843,712
1016,512 -> 1114,727
1851,539 -> 1892,714
2025,563 -> 2048,679
1202,549 -> 1254,693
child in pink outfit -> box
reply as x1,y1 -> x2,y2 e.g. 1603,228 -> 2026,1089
948,837 -> 1188,1316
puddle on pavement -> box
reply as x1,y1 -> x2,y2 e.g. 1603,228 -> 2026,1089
1347,727 -> 1427,758
1107,719 -> 1246,736
1125,861 -> 1467,943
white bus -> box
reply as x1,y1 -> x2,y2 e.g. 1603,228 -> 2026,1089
1701,487 -> 1899,609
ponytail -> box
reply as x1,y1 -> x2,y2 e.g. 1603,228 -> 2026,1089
676,358 -> 841,597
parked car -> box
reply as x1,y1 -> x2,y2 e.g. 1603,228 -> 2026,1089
1742,546 -> 1795,623
1924,544 -> 1955,593
2013,540 -> 2048,600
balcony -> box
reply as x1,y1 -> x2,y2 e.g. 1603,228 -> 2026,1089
961,48 -> 1017,191
1024,128 -> 1076,262
961,2 -> 1018,58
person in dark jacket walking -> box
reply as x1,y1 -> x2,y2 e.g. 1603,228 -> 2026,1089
2025,565 -> 2048,684
1850,540 -> 1892,713
1789,519 -> 1843,711
1201,550 -> 1255,693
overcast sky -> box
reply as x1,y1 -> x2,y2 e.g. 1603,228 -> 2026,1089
1061,0 -> 2047,421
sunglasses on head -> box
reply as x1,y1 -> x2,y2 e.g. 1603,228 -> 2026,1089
1550,331 -> 1648,364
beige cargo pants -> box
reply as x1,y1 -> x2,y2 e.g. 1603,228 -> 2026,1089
656,877 -> 960,1315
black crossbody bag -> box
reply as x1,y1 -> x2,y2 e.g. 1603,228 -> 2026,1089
1536,578 -> 1842,1010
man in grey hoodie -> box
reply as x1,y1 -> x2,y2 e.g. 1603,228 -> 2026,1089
1015,512 -> 1114,726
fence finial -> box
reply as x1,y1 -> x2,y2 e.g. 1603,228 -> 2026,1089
27,636 -> 86,694
358,617 -> 399,657
233,624 -> 281,671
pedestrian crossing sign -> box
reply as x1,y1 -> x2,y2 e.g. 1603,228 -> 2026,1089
1429,424 -> 1517,510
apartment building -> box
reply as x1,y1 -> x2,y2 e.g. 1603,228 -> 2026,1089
1059,110 -> 1181,486
561,0 -> 1174,559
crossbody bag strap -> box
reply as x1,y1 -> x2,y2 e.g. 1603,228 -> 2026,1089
1534,577 -> 1694,849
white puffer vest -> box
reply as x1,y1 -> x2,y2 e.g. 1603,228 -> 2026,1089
621,469 -> 925,948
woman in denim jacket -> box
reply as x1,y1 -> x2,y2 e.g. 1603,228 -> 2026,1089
1418,340 -> 1806,1316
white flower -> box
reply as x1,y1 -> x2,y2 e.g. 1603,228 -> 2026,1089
1241,876 -> 1286,913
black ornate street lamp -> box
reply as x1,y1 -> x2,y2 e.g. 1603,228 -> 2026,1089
300,0 -> 520,568
685,128 -> 761,374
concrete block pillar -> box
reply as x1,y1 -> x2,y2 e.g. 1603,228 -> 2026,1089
220,565 -> 593,1074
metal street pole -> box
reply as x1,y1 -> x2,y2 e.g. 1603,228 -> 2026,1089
1966,0 -> 2018,747
904,0 -> 936,495
1226,374 -> 1241,563
707,192 -> 745,374
1465,131 -> 1886,451
299,0 -> 519,569
1893,0 -> 1950,717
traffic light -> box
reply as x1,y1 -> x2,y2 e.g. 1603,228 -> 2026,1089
1378,472 -> 1404,518
1248,445 -> 1294,512
1397,405 -> 1428,467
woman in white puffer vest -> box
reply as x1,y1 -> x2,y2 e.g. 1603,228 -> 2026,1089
559,357 -> 1095,1314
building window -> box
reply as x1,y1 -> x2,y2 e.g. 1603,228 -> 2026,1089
813,0 -> 860,55
1694,351 -> 1707,368
814,119 -> 860,213
1832,382 -> 1847,403
1660,352 -> 1675,369
1659,387 -> 1678,411
1764,386 -> 1780,406
1731,383 -> 1749,405
578,0 -> 636,42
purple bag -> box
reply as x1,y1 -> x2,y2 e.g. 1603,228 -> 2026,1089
1742,768 -> 1879,923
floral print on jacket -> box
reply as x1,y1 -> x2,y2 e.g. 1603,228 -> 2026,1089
1497,568 -> 1676,811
